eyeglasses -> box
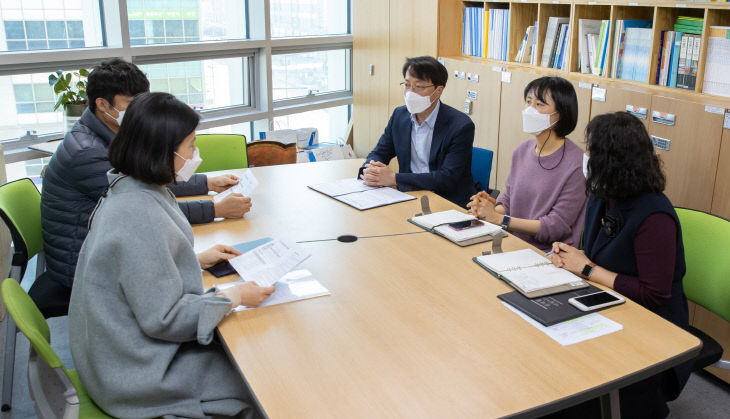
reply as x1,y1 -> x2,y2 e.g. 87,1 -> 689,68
400,82 -> 435,92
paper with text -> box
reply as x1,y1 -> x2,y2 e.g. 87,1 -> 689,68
213,170 -> 259,203
503,302 -> 623,346
309,178 -> 378,197
217,269 -> 330,311
336,187 -> 415,210
477,249 -> 585,293
228,239 -> 310,287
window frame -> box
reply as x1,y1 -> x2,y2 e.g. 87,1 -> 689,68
0,0 -> 353,161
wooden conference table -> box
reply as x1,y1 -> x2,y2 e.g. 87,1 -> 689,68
192,159 -> 700,418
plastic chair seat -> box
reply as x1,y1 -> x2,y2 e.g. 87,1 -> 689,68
687,325 -> 724,371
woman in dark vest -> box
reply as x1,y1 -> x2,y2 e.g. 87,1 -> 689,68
550,111 -> 691,419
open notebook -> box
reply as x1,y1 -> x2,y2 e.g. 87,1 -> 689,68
408,209 -> 502,246
309,178 -> 415,210
473,248 -> 588,298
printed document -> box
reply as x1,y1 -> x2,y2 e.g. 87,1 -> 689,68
228,239 -> 310,287
336,187 -> 415,210
309,178 -> 378,197
217,269 -> 330,311
213,169 -> 259,202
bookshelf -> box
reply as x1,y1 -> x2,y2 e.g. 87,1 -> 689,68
443,0 -> 730,99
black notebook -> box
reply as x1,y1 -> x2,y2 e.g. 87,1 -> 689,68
498,285 -> 608,326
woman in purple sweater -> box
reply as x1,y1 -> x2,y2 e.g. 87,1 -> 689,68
468,76 -> 587,251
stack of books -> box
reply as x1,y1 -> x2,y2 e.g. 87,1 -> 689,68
576,19 -> 610,75
702,26 -> 730,97
486,8 -> 510,61
655,16 -> 703,90
611,20 -> 652,82
540,16 -> 570,70
514,23 -> 537,64
462,6 -> 485,57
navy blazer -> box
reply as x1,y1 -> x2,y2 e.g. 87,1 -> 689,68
360,102 -> 477,208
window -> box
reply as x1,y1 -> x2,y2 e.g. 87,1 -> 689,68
272,49 -> 350,100
127,0 -> 247,45
0,0 -> 103,51
270,0 -> 348,38
273,105 -> 350,144
1,1 -> 352,154
139,56 -> 251,110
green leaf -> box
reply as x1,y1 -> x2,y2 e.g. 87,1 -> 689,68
48,74 -> 58,85
76,81 -> 86,90
73,72 -> 80,78
53,81 -> 66,94
65,73 -> 71,83
79,68 -> 89,77
53,95 -> 65,111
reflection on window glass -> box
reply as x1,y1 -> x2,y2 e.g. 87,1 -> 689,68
0,1 -> 103,52
139,57 -> 250,110
272,49 -> 350,100
0,72 -> 67,141
273,105 -> 350,143
127,0 -> 247,46
270,0 -> 349,38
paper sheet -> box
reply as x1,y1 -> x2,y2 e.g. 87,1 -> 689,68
228,239 -> 310,287
217,269 -> 330,311
336,187 -> 415,210
309,178 -> 378,197
502,302 -> 623,346
213,170 -> 259,203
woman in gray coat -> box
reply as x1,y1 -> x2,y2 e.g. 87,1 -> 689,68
69,92 -> 275,418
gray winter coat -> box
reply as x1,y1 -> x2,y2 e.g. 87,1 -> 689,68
41,108 -> 215,288
69,171 -> 253,418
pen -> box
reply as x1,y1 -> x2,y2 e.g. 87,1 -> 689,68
544,241 -> 573,258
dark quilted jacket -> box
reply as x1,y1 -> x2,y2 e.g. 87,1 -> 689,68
41,109 -> 215,288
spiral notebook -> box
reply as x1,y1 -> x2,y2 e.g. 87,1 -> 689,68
408,209 -> 502,246
473,249 -> 588,298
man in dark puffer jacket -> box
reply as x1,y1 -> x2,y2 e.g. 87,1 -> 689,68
33,59 -> 251,317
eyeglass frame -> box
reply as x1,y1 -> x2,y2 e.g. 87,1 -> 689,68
399,81 -> 436,93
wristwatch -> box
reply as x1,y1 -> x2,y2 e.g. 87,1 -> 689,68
581,262 -> 597,279
501,215 -> 511,231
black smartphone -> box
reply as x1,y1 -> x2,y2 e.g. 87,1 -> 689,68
448,220 -> 482,231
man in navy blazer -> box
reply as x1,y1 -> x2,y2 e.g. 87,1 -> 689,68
359,56 -> 477,208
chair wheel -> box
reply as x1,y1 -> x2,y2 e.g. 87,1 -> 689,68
1,404 -> 10,411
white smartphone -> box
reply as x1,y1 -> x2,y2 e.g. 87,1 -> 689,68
568,290 -> 625,312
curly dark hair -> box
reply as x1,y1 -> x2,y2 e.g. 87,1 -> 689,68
585,111 -> 665,200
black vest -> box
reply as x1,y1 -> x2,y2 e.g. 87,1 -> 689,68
583,193 -> 691,398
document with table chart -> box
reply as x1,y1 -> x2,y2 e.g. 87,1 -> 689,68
217,269 -> 330,311
228,239 -> 310,287
474,248 -> 588,298
308,178 -> 416,210
409,209 -> 502,246
213,169 -> 259,202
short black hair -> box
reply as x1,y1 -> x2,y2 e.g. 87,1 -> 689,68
585,111 -> 665,201
109,92 -> 200,185
402,56 -> 448,87
523,76 -> 578,138
87,58 -> 150,112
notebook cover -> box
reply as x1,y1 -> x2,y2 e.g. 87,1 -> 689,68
498,285 -> 609,327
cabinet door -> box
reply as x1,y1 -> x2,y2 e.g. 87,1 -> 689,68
388,0 -> 438,113
352,0 -> 390,158
495,70 -> 542,192
649,96 -> 724,212
589,85 -> 652,130
711,127 -> 730,219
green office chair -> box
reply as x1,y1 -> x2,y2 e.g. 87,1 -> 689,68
194,134 -> 248,173
0,178 -> 45,411
1,279 -> 112,418
676,207 -> 730,372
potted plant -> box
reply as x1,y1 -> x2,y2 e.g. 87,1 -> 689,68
48,69 -> 89,131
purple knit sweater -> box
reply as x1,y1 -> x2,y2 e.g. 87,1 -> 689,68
497,138 -> 588,251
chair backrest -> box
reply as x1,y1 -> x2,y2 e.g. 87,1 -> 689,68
471,147 -> 493,192
1,279 -> 62,371
194,134 -> 248,173
0,178 -> 43,263
246,141 -> 296,167
676,208 -> 730,323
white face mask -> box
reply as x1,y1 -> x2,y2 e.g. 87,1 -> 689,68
582,153 -> 589,178
174,147 -> 202,182
522,106 -> 557,135
404,90 -> 435,114
104,106 -> 125,126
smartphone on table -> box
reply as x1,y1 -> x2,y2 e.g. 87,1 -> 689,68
568,290 -> 625,312
448,220 -> 483,231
